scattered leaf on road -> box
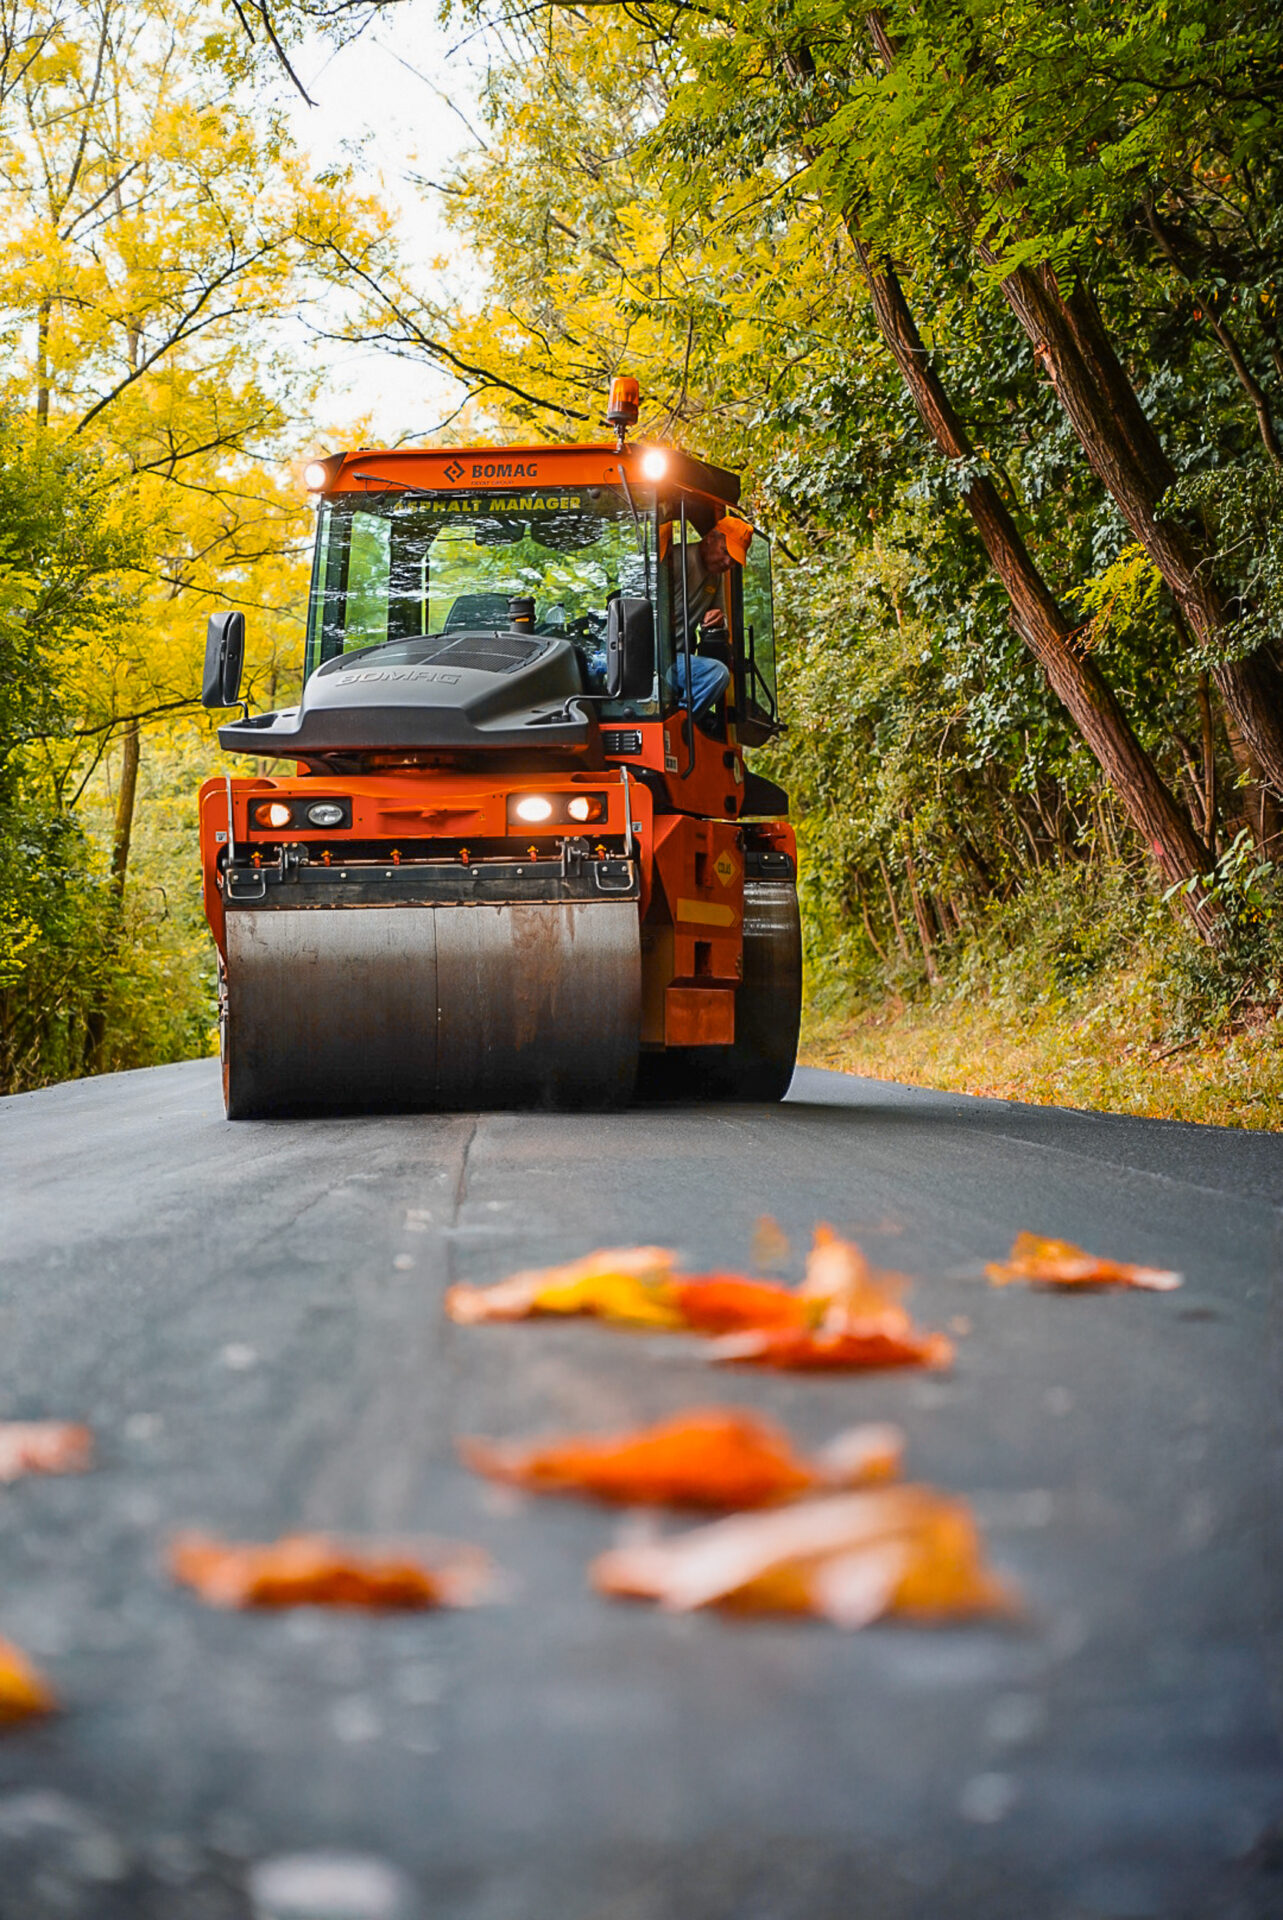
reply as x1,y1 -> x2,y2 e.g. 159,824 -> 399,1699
0,1640 -> 55,1723
671,1275 -> 815,1333
987,1232 -> 1182,1291
0,1422 -> 93,1483
591,1486 -> 1016,1627
751,1215 -> 791,1271
446,1228 -> 950,1356
445,1247 -> 680,1326
801,1225 -> 911,1329
707,1226 -> 951,1369
460,1410 -> 903,1509
710,1325 -> 954,1371
169,1534 -> 491,1610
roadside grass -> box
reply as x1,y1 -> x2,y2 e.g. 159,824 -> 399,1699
801,982 -> 1283,1130
798,861 -> 1283,1131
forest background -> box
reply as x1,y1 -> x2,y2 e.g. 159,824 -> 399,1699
2,0 -> 1281,1125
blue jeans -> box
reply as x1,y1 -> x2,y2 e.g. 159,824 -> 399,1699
666,655 -> 730,718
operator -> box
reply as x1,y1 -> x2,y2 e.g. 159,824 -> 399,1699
668,523 -> 733,718
682,524 -> 732,636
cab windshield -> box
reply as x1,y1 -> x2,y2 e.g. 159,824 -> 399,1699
304,485 -> 658,713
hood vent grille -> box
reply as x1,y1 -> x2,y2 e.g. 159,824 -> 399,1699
418,633 -> 544,674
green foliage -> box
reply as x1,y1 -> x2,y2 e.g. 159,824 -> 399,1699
1164,465 -> 1283,666
1159,827 -> 1283,1042
0,417 -> 135,779
0,416 -> 141,1086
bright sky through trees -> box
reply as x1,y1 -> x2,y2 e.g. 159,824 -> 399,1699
280,1 -> 482,441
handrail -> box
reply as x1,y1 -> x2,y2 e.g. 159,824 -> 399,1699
679,497 -> 695,776
620,765 -> 634,858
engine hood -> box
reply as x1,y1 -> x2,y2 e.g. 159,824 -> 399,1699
218,628 -> 597,758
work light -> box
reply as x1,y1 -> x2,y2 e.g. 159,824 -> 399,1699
514,796 -> 553,823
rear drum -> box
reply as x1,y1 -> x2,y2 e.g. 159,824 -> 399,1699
636,877 -> 802,1104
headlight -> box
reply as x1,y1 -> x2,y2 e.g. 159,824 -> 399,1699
303,461 -> 329,492
507,792 -> 607,830
251,796 -> 350,831
514,795 -> 553,823
640,447 -> 668,480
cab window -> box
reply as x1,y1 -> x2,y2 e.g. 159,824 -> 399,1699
738,530 -> 779,745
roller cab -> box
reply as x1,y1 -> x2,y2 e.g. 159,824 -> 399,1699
198,414 -> 800,1116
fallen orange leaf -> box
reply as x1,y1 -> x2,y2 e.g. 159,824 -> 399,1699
0,1639 -> 55,1724
169,1534 -> 491,1611
459,1410 -> 903,1509
0,1422 -> 93,1483
987,1232 -> 1182,1291
445,1230 -> 948,1352
710,1325 -> 954,1371
751,1214 -> 791,1271
445,1246 -> 680,1327
801,1225 -> 912,1332
671,1275 -> 816,1334
693,1226 -> 951,1367
591,1486 -> 1016,1628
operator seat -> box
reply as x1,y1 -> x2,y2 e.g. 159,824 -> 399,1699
442,593 -> 512,632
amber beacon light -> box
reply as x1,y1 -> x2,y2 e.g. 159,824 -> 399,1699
606,375 -> 641,446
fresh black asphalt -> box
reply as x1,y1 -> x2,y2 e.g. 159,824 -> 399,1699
0,1060 -> 1280,1918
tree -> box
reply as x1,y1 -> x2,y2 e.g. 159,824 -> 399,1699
0,0 -> 392,1085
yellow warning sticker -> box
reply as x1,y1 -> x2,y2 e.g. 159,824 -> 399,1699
676,898 -> 736,927
713,849 -> 739,887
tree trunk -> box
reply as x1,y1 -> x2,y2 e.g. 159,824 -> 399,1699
902,840 -> 941,984
877,854 -> 913,962
110,722 -> 140,897
846,234 -> 1218,938
854,874 -> 889,963
84,725 -> 140,1073
1223,708 -> 1283,858
1195,673 -> 1217,850
35,299 -> 50,426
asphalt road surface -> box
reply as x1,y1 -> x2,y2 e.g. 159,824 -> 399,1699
1,1061 -> 1281,1920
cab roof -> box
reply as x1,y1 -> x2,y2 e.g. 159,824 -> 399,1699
308,440 -> 741,507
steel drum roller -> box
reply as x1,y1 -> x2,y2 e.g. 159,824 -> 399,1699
222,902 -> 641,1116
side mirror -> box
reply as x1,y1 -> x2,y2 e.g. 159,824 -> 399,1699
605,596 -> 654,701
202,611 -> 245,709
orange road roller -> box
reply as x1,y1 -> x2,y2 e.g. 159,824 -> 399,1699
198,380 -> 800,1115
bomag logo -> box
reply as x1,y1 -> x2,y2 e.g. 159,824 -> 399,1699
442,458 -> 465,483
472,460 -> 539,479
350,668 -> 461,685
